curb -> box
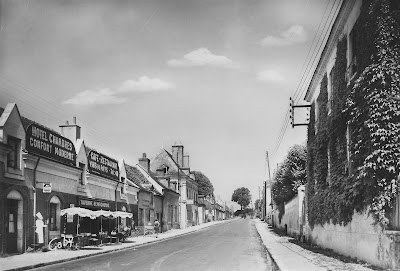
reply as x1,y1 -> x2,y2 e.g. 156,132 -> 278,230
253,222 -> 281,271
4,221 -> 230,271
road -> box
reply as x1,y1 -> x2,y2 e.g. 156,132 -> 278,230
33,219 -> 279,271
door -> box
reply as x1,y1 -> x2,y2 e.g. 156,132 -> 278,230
6,199 -> 18,254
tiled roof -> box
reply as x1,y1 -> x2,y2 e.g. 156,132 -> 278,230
125,163 -> 152,191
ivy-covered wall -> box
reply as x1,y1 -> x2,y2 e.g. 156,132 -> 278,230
306,0 -> 400,228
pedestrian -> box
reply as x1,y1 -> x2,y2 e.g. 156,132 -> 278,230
154,219 -> 160,238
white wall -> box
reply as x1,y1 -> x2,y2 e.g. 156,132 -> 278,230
306,209 -> 393,269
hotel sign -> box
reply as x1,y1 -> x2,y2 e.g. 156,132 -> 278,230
79,198 -> 112,210
87,150 -> 119,181
26,124 -> 76,166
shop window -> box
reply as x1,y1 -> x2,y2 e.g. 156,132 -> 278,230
79,163 -> 85,185
7,136 -> 20,169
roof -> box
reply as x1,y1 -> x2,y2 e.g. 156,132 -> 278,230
136,164 -> 179,196
124,163 -> 155,193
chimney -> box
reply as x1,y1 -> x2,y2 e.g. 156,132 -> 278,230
183,155 -> 190,169
171,144 -> 184,167
139,153 -> 150,172
59,117 -> 81,143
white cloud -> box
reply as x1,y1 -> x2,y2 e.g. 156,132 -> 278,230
259,36 -> 290,47
119,76 -> 174,93
167,47 -> 237,68
260,25 -> 307,47
63,88 -> 127,105
257,70 -> 284,82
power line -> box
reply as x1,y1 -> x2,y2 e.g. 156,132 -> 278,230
293,0 -> 343,104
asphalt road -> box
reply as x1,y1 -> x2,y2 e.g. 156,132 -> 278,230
33,219 -> 279,271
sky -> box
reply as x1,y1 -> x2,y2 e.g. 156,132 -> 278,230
0,0 -> 339,203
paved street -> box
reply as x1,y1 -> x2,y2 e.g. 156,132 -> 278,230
31,219 -> 278,271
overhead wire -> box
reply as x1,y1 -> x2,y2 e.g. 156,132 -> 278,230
0,75 -> 117,151
270,0 -> 343,159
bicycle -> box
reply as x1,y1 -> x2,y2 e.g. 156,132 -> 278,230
48,234 -> 79,250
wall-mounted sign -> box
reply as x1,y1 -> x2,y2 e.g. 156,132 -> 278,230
26,124 -> 76,166
78,198 -> 113,210
42,183 -> 52,193
87,150 -> 119,181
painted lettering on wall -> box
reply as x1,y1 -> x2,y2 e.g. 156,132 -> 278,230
87,150 -> 119,181
79,198 -> 112,210
26,124 -> 76,166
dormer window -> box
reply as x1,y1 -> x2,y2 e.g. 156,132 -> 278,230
7,136 -> 20,169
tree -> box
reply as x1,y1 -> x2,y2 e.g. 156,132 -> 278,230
192,171 -> 214,197
271,144 -> 307,209
231,187 -> 251,210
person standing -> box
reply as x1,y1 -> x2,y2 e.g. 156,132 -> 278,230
154,219 -> 160,238
35,212 -> 46,246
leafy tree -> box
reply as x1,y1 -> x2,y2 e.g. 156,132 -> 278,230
231,187 -> 251,210
271,144 -> 307,208
192,171 -> 214,197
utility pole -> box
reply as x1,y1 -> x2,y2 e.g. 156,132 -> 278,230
265,151 -> 271,223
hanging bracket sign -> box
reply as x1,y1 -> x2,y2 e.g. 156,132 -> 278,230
87,150 -> 119,181
26,123 -> 76,166
42,183 -> 52,193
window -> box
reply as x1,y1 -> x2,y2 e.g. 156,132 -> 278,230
174,206 -> 178,222
121,177 -> 126,194
346,124 -> 352,174
7,136 -> 20,169
346,27 -> 358,83
49,196 -> 61,231
147,209 -> 151,224
150,193 -> 154,205
79,163 -> 85,185
314,101 -> 319,134
391,195 -> 400,230
327,70 -> 334,115
50,203 -> 58,230
138,208 -> 144,226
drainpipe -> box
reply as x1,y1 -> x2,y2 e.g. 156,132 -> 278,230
161,193 -> 164,233
33,157 -> 40,246
115,179 -> 121,231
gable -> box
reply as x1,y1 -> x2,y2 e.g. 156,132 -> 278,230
150,149 -> 180,173
0,103 -> 25,144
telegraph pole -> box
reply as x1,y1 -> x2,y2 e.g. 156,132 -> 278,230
265,151 -> 271,223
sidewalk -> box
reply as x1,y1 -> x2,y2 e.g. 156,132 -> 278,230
253,219 -> 377,271
0,220 -> 228,271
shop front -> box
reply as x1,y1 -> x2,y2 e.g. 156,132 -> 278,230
77,197 -> 115,235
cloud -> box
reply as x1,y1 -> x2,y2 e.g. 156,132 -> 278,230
119,76 -> 174,93
167,48 -> 237,68
63,88 -> 127,105
257,70 -> 284,82
260,25 -> 306,47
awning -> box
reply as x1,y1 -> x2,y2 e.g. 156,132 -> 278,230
60,207 -> 97,219
61,207 -> 133,219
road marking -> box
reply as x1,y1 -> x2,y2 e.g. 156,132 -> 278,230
150,245 -> 202,271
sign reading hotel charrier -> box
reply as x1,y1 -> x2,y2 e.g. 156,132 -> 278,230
26,123 -> 76,166
87,150 -> 119,181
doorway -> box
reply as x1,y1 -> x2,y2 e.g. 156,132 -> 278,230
6,190 -> 23,254
6,199 -> 19,254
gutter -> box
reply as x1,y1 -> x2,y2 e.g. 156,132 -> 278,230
33,157 -> 41,246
